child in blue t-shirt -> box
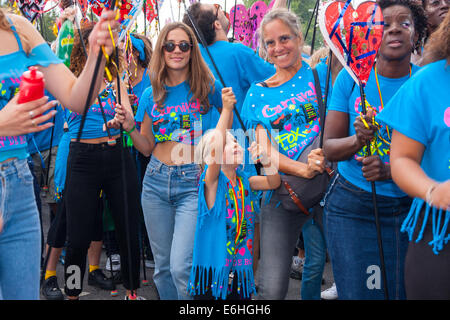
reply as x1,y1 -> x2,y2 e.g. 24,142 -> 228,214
189,87 -> 280,300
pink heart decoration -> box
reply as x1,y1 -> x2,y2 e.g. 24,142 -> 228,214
249,1 -> 268,49
284,123 -> 292,132
227,208 -> 234,219
319,0 -> 384,86
238,247 -> 246,256
159,128 -> 166,135
230,4 -> 253,46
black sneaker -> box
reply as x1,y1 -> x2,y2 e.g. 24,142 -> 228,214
41,276 -> 64,300
88,269 -> 116,290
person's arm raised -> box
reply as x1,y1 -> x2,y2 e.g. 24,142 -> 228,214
11,11 -> 118,114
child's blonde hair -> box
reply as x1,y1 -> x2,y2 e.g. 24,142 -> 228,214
195,129 -> 237,171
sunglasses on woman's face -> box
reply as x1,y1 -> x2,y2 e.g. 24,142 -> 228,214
163,41 -> 192,53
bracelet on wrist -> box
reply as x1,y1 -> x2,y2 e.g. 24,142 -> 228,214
125,125 -> 136,135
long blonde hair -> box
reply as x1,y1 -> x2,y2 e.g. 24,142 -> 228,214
149,22 -> 215,114
0,9 -> 31,54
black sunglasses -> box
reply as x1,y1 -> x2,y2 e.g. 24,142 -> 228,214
163,41 -> 192,53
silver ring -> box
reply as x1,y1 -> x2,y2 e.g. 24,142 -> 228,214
29,110 -> 34,118
315,160 -> 321,165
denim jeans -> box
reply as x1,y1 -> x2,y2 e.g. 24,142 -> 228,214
141,156 -> 200,300
256,192 -> 312,300
301,216 -> 327,300
323,174 -> 411,300
0,159 -> 41,300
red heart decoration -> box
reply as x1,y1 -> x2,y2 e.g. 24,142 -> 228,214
319,0 -> 384,86
144,0 -> 158,23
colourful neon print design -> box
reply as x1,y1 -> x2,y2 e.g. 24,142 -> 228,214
258,82 -> 320,160
151,99 -> 205,145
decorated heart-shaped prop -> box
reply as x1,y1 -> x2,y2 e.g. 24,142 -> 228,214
249,0 -> 268,49
230,4 -> 253,46
319,0 -> 384,86
16,0 -> 46,22
88,0 -> 110,16
144,0 -> 158,23
77,0 -> 88,17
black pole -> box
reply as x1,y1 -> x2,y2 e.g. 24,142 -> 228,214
319,51 -> 332,148
74,16 -> 114,142
359,83 -> 389,300
182,0 -> 247,134
310,1 -> 319,56
155,0 -> 160,32
304,0 -> 319,44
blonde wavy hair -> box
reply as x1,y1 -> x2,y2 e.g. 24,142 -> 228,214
149,22 -> 215,114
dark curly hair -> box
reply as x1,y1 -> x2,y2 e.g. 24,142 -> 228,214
422,11 -> 450,64
182,2 -> 216,46
378,0 -> 428,52
70,23 -> 123,79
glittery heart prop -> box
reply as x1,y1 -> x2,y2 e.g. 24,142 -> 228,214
16,0 -> 45,22
77,0 -> 88,17
230,4 -> 252,46
89,0 -> 132,22
249,0 -> 268,49
318,0 -> 384,86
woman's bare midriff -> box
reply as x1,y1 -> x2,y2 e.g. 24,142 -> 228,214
152,140 -> 196,166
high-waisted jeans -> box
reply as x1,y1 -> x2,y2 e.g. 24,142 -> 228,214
141,156 -> 200,300
0,158 -> 41,300
63,140 -> 141,296
323,173 -> 411,300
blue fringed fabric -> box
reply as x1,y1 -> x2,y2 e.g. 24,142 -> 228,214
401,198 -> 450,255
188,165 -> 260,299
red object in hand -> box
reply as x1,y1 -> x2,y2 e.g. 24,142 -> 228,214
18,66 -> 45,104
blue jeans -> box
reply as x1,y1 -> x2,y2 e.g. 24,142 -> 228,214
0,159 -> 41,300
323,174 -> 411,300
141,156 -> 200,300
301,217 -> 326,300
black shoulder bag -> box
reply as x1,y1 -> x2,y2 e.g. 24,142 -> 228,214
275,68 -> 334,215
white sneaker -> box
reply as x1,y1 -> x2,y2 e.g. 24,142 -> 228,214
106,254 -> 121,272
321,282 -> 338,300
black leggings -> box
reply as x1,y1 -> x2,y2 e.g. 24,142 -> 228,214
63,140 -> 142,296
404,207 -> 450,299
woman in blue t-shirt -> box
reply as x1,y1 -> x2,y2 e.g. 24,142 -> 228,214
61,24 -> 143,301
110,22 -> 223,300
377,13 -> 450,299
240,8 -> 327,300
322,0 -> 427,299
0,10 -> 117,300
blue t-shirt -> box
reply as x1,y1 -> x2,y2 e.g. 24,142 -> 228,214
199,41 -> 275,130
329,64 -> 420,197
133,69 -> 152,124
66,83 -> 120,140
377,60 -> 449,185
0,18 -> 61,161
142,80 -> 222,145
241,61 -> 325,161
377,60 -> 450,254
27,99 -> 65,154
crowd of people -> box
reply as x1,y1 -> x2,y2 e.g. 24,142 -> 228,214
0,0 -> 448,301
